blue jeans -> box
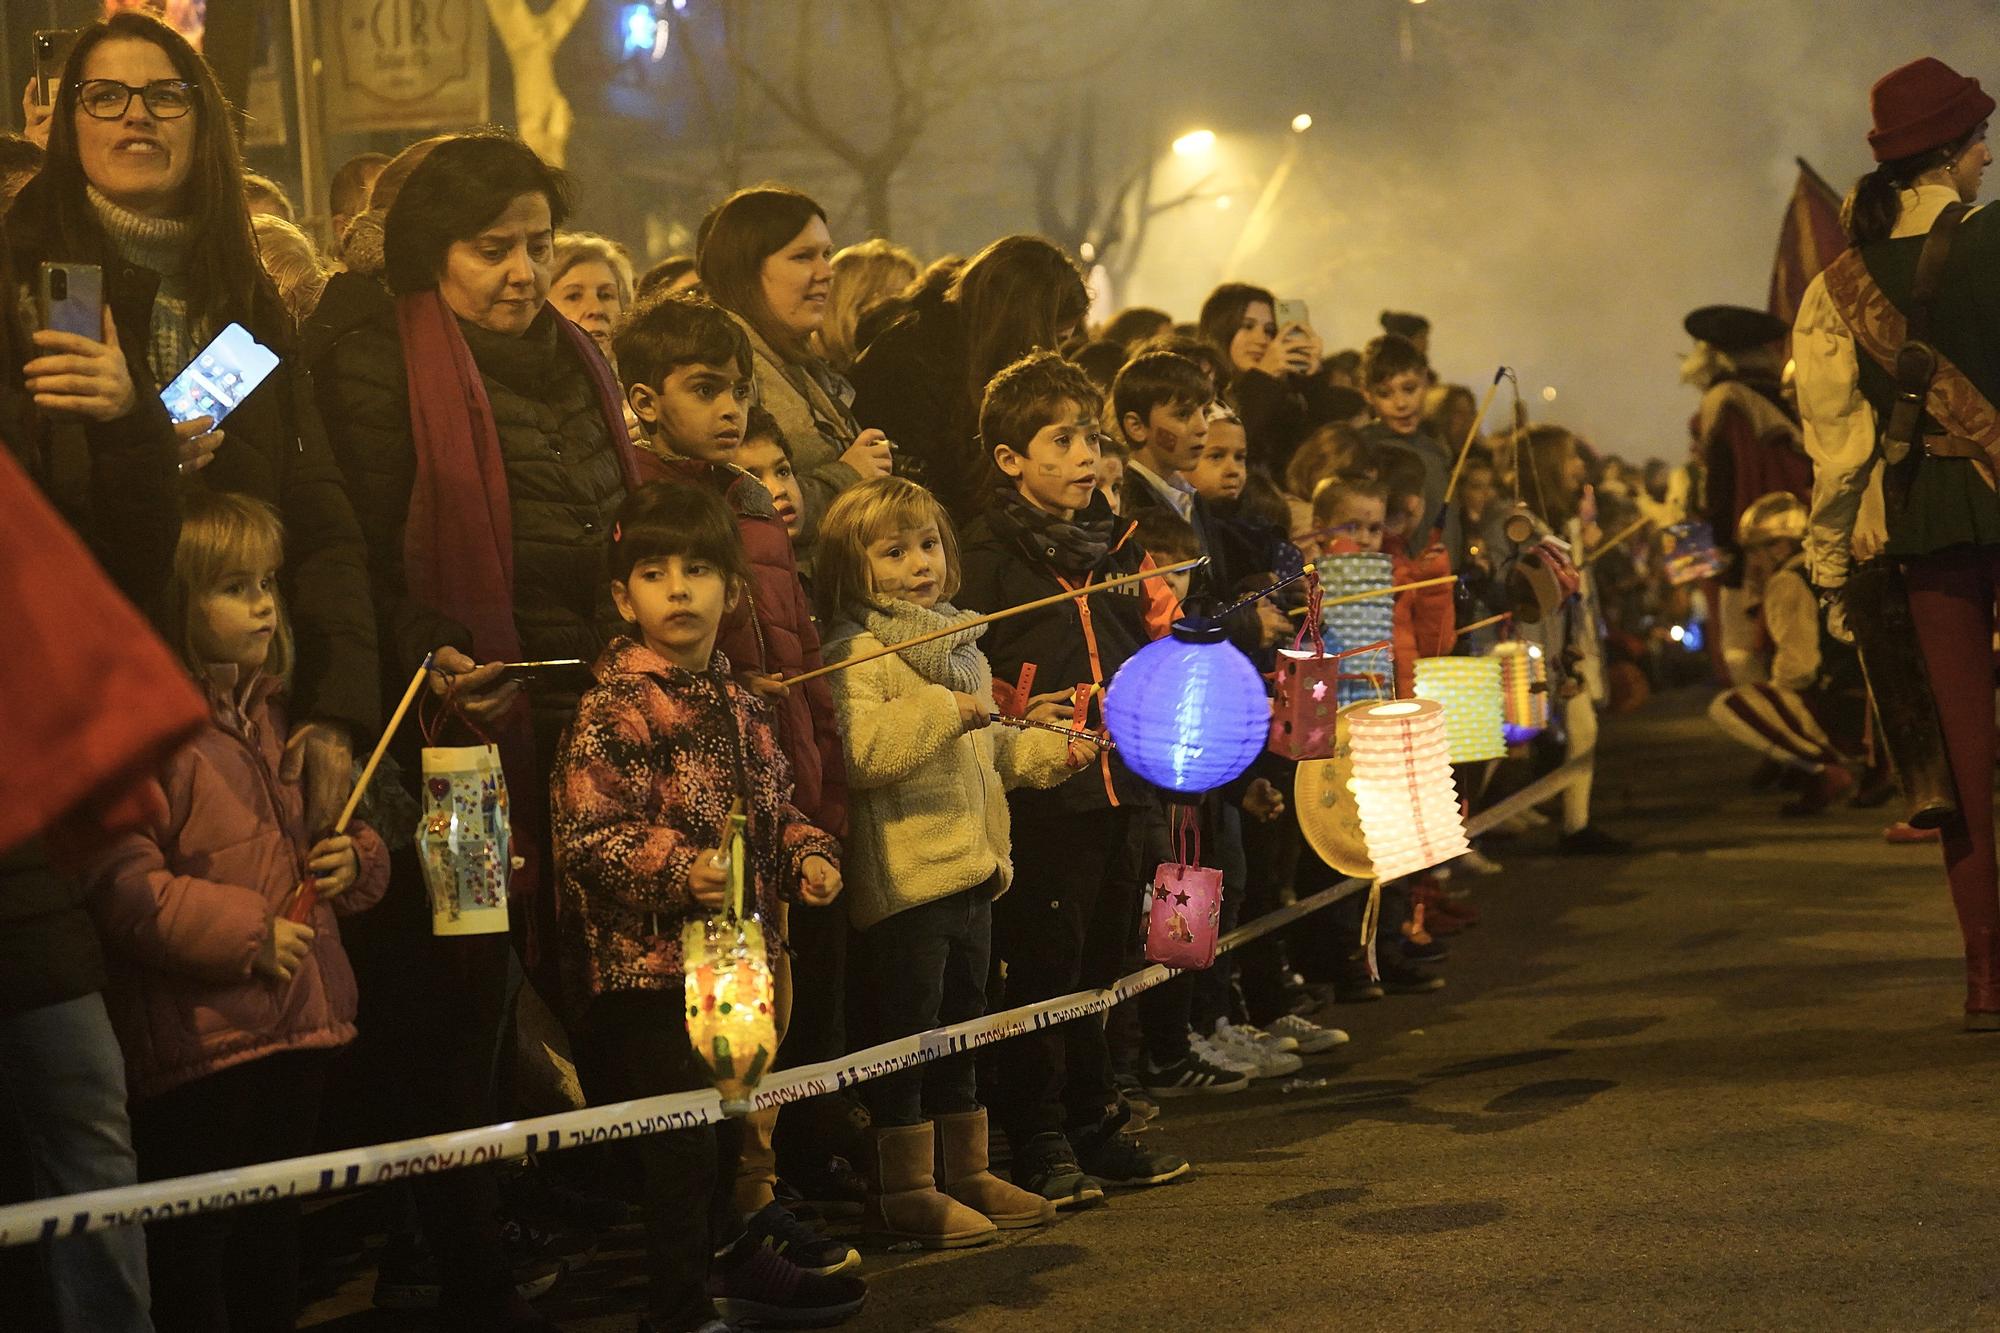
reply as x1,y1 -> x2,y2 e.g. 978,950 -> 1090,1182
0,992 -> 153,1332
854,886 -> 993,1128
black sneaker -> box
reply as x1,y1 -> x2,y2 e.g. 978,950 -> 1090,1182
1111,1072 -> 1160,1130
742,1199 -> 859,1277
1401,936 -> 1450,964
1140,1048 -> 1250,1098
784,1156 -> 867,1222
371,1231 -> 561,1311
1071,1109 -> 1190,1188
709,1236 -> 867,1327
1332,955 -> 1385,1003
1009,1130 -> 1106,1210
1558,825 -> 1633,856
1378,957 -> 1446,994
500,1160 -> 633,1231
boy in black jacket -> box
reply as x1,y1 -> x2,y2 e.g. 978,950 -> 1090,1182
958,353 -> 1230,1208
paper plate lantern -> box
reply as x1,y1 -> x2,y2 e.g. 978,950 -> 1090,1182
1343,698 -> 1470,882
1319,552 -> 1395,705
1294,708 -> 1372,878
1412,656 -> 1507,763
682,805 -> 776,1115
1490,641 -> 1551,743
1104,620 -> 1269,795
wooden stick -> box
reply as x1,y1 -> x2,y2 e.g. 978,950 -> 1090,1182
1287,573 -> 1458,616
282,653 -> 433,921
782,556 -> 1210,687
1580,514 -> 1656,566
1454,612 -> 1511,639
1442,368 -> 1508,505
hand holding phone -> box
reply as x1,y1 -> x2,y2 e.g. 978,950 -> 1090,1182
25,302 -> 137,423
161,322 -> 280,427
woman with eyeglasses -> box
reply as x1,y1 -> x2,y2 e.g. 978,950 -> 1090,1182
1,14 -> 377,1332
5,13 -> 378,859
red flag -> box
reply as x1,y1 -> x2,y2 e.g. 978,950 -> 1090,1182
1768,158 -> 1848,327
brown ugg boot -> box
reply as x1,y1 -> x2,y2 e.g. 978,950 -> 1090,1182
933,1108 -> 1055,1229
863,1122 -> 997,1249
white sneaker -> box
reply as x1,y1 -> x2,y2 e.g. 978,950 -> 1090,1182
1262,1012 -> 1350,1054
1189,1031 -> 1257,1077
1206,1023 -> 1303,1078
1457,847 -> 1505,876
1217,1017 -> 1298,1054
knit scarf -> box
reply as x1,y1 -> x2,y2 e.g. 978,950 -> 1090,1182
861,598 -> 988,693
394,289 -> 642,964
86,185 -> 202,384
982,484 -> 1116,575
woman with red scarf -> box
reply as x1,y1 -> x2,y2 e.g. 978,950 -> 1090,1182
311,130 -> 638,1333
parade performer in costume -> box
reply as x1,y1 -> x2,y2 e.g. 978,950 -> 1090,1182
1682,304 -> 1812,685
1794,55 -> 2000,1027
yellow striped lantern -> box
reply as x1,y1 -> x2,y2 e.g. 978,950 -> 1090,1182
1343,698 -> 1471,882
1489,641 -> 1552,742
1412,656 -> 1507,763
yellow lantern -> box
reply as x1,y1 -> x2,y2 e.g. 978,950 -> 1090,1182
1490,641 -> 1552,741
1343,698 -> 1470,882
1412,656 -> 1507,763
1294,707 -> 1373,878
681,800 -> 777,1115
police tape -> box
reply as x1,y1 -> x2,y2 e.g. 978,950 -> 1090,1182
0,754 -> 1590,1246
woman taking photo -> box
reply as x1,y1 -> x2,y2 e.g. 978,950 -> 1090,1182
311,129 -> 638,1332
5,10 -> 377,834
849,233 -> 1089,521
1198,280 -> 1337,478
699,186 -> 892,547
1794,56 -> 2000,1029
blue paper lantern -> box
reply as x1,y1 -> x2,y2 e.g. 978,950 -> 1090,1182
1104,621 -> 1269,795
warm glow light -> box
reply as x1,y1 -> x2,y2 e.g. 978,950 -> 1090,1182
1079,241 -> 1097,262
1216,195 -> 1233,210
1344,698 -> 1470,882
1291,113 -> 1314,133
1541,386 -> 1558,402
1172,129 -> 1217,158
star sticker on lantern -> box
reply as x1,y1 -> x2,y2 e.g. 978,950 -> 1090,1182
1175,889 -> 1191,906
1311,680 -> 1329,701
1306,725 -> 1328,748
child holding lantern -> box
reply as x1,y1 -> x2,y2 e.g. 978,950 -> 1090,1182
551,482 -> 864,1331
816,475 -> 1092,1248
80,491 -> 390,1331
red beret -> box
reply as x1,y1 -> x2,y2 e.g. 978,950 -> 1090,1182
1868,57 -> 1996,163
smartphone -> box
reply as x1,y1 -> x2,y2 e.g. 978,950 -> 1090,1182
37,262 -> 101,339
496,658 -> 591,691
161,322 -> 281,426
1275,298 -> 1311,333
33,30 -> 79,108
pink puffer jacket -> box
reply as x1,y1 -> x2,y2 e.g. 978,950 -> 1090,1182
81,667 -> 389,1101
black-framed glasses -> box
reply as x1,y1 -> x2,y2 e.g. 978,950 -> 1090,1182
73,79 -> 198,121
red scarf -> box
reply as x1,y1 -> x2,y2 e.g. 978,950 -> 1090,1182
0,444 -> 206,855
394,292 -> 640,962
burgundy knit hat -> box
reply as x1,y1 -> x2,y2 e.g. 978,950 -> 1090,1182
1868,57 -> 1995,163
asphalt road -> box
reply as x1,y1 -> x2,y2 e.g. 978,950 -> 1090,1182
306,691 -> 1998,1331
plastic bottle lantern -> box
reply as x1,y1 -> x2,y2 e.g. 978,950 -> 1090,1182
1412,656 -> 1507,763
418,743 -> 514,936
682,801 -> 777,1115
1343,698 -> 1471,882
1490,641 -> 1551,743
1104,619 -> 1269,796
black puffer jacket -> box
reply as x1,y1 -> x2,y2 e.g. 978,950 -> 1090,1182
956,489 -> 1157,817
309,283 -> 629,751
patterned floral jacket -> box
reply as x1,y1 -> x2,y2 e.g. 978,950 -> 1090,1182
552,636 -> 838,1006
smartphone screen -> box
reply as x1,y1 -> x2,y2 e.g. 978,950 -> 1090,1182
38,262 -> 101,339
1275,298 -> 1311,333
33,30 -> 80,108
161,323 -> 281,426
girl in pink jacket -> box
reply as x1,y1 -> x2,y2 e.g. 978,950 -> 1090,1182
82,492 -> 388,1332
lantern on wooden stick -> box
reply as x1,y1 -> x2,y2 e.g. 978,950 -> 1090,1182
1412,656 -> 1507,762
1104,620 -> 1268,796
1490,641 -> 1551,743
1319,552 -> 1395,704
1270,570 -> 1341,760
682,799 -> 777,1115
1343,698 -> 1470,882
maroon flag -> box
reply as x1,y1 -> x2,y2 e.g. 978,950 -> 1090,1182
1768,158 -> 1848,327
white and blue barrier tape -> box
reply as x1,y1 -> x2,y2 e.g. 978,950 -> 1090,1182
0,754 -> 1591,1246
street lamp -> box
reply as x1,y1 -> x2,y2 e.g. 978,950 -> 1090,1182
1172,129 -> 1216,158
1291,113 -> 1313,133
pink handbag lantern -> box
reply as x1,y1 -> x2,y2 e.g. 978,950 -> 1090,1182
1145,807 -> 1223,970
